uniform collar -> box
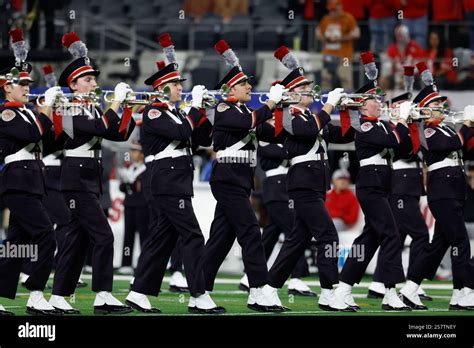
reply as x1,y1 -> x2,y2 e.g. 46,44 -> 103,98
425,119 -> 442,127
361,115 -> 379,122
290,105 -> 307,115
3,101 -> 24,108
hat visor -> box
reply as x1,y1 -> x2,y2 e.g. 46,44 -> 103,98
288,80 -> 313,91
425,95 -> 447,106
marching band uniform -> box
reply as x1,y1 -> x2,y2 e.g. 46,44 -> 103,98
400,86 -> 474,310
336,81 -> 411,311
126,37 -> 221,314
369,92 -> 431,303
0,59 -> 61,316
50,33 -> 135,315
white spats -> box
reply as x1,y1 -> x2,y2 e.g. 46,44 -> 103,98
400,281 -> 426,308
239,274 -> 249,288
368,281 -> 385,295
450,289 -> 462,306
262,285 -> 282,306
169,271 -> 188,288
0,304 -> 6,311
288,278 -> 311,293
27,291 -> 55,310
458,287 -> 474,308
94,292 -> 124,306
126,291 -> 152,310
248,287 -> 275,307
117,266 -> 134,275
190,292 -> 218,310
49,295 -> 74,311
383,288 -> 410,310
334,282 -> 357,308
319,288 -> 353,311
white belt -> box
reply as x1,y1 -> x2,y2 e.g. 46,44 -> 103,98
216,149 -> 256,161
4,150 -> 41,165
154,147 -> 188,161
64,149 -> 102,158
291,153 -> 328,166
42,157 -> 61,167
265,166 -> 288,177
427,158 -> 462,172
145,155 -> 155,163
392,160 -> 420,170
359,153 -> 389,167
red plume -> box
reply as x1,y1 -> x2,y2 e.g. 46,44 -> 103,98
62,32 -> 81,48
9,28 -> 24,43
271,80 -> 282,86
274,46 -> 290,61
360,51 -> 375,65
416,61 -> 428,74
215,40 -> 230,55
156,60 -> 166,70
158,33 -> 173,48
42,64 -> 53,75
404,66 -> 415,76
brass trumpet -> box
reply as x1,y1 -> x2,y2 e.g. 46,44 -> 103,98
181,85 -> 229,108
103,88 -> 170,106
29,90 -> 101,108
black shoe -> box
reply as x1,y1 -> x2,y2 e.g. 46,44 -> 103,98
53,307 -> 81,315
169,285 -> 189,293
0,309 -> 14,316
94,304 -> 133,315
247,303 -> 286,312
125,300 -> 161,313
457,304 -> 474,311
318,303 -> 356,312
188,306 -> 226,314
288,289 -> 317,297
367,289 -> 384,299
26,307 -> 63,316
382,303 -> 411,311
399,294 -> 428,310
238,283 -> 250,292
419,294 -> 433,301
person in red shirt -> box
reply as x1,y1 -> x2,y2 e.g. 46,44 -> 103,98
395,0 -> 429,49
367,0 -> 397,54
325,169 -> 360,231
431,0 -> 463,22
381,25 -> 427,90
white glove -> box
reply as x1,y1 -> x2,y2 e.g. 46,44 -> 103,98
267,84 -> 285,104
339,97 -> 354,108
44,86 -> 63,107
113,82 -> 132,103
191,85 -> 207,108
326,88 -> 344,107
463,105 -> 474,122
399,101 -> 413,121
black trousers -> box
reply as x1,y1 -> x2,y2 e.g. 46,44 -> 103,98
131,195 -> 206,297
268,191 -> 338,289
339,187 -> 405,286
409,199 -> 474,289
262,201 -> 309,279
0,192 -> 55,299
373,195 -> 429,282
169,236 -> 184,273
53,191 -> 114,296
201,183 -> 268,291
121,206 -> 149,267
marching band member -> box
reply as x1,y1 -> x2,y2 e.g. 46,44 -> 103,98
263,46 -> 355,311
335,79 -> 411,311
50,32 -> 136,315
199,40 -> 287,312
368,65 -> 431,303
0,29 -> 62,316
399,81 -> 474,310
125,33 -> 220,314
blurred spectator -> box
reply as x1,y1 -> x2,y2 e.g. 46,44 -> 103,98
367,0 -> 396,54
395,0 -> 429,49
325,169 -> 360,231
381,25 -> 426,90
214,0 -> 248,23
342,0 -> 367,21
431,0 -> 463,22
426,30 -> 458,89
117,143 -> 148,275
465,0 -> 474,50
183,0 -> 215,22
27,0 -> 61,50
316,0 -> 360,91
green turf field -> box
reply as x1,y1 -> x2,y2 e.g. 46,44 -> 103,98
2,274 -> 474,316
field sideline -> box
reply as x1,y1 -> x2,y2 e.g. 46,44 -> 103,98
2,274 -> 473,316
